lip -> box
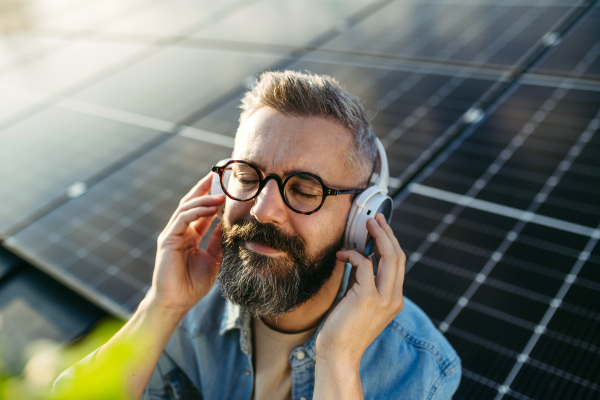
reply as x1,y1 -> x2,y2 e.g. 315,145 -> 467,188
245,242 -> 284,256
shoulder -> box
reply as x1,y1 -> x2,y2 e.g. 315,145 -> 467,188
361,297 -> 461,399
388,297 -> 460,374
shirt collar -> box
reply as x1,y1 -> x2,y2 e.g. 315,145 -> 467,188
219,295 -> 245,335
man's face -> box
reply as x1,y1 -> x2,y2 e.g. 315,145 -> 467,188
218,107 -> 358,317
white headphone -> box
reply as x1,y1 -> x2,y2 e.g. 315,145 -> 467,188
343,138 -> 393,256
210,138 -> 392,256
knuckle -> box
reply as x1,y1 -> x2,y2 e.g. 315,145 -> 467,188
364,292 -> 378,306
399,250 -> 406,263
380,296 -> 393,309
396,298 -> 405,313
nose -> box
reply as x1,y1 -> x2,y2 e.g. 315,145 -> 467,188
251,179 -> 287,225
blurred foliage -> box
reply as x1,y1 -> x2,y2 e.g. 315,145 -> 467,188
0,318 -> 137,400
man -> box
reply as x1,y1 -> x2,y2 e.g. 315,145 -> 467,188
54,71 -> 461,399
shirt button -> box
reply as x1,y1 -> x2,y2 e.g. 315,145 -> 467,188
300,397 -> 307,400
296,351 -> 306,360
244,368 -> 251,375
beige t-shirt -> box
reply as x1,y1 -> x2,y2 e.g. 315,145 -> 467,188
251,317 -> 318,400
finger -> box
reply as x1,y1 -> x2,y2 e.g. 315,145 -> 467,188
366,217 -> 399,295
166,194 -> 225,231
190,213 -> 216,238
336,250 -> 376,292
165,206 -> 218,237
180,171 -> 214,204
344,266 -> 357,296
375,214 -> 406,307
206,222 -> 223,263
376,213 -> 403,257
180,194 -> 225,212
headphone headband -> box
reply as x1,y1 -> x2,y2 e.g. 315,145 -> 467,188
374,138 -> 389,192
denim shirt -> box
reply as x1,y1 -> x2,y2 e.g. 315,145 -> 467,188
141,264 -> 462,400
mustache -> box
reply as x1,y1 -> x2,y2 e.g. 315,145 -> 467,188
221,218 -> 305,256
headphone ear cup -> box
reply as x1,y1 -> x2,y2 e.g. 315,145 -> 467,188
344,196 -> 361,251
346,194 -> 393,256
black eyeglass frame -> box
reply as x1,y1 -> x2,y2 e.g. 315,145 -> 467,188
211,160 -> 364,215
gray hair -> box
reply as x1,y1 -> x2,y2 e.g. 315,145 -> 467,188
238,70 -> 377,186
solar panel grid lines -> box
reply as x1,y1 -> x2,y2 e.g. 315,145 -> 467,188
495,228 -> 600,400
373,0 -> 587,188
320,0 -> 583,68
432,101 -> 600,331
0,0 -> 165,75
533,5 -> 600,79
387,12 -> 600,393
138,0 -> 398,128
0,0 -> 259,127
0,108 -> 170,237
389,62 -> 600,400
7,136 -> 232,317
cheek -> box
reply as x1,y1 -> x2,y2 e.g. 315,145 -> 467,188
298,205 -> 351,252
224,199 -> 252,225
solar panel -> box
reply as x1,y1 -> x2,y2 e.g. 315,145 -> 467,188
391,75 -> 600,398
5,135 -> 232,317
98,0 -> 240,38
530,7 -> 600,79
0,265 -> 106,373
1,1 -> 599,398
70,46 -> 286,123
30,0 -> 155,32
187,0 -> 369,48
0,247 -> 19,280
319,0 -> 581,68
0,107 -> 167,237
0,40 -> 151,95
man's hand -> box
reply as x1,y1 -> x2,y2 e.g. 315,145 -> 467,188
149,171 -> 225,316
314,213 -> 405,399
57,172 -> 226,400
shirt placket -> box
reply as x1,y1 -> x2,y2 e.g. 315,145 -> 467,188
238,311 -> 255,400
289,337 -> 318,400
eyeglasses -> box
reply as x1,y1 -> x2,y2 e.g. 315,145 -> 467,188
211,160 -> 364,215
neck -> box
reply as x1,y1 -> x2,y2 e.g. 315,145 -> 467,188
259,260 -> 346,333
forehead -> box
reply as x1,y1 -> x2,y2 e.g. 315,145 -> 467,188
233,107 -> 353,184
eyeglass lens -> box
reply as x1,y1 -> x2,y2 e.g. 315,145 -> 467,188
222,162 -> 324,213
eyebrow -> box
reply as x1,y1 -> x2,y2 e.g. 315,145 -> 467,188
238,157 -> 333,186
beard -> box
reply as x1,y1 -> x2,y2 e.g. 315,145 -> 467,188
219,218 -> 342,318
